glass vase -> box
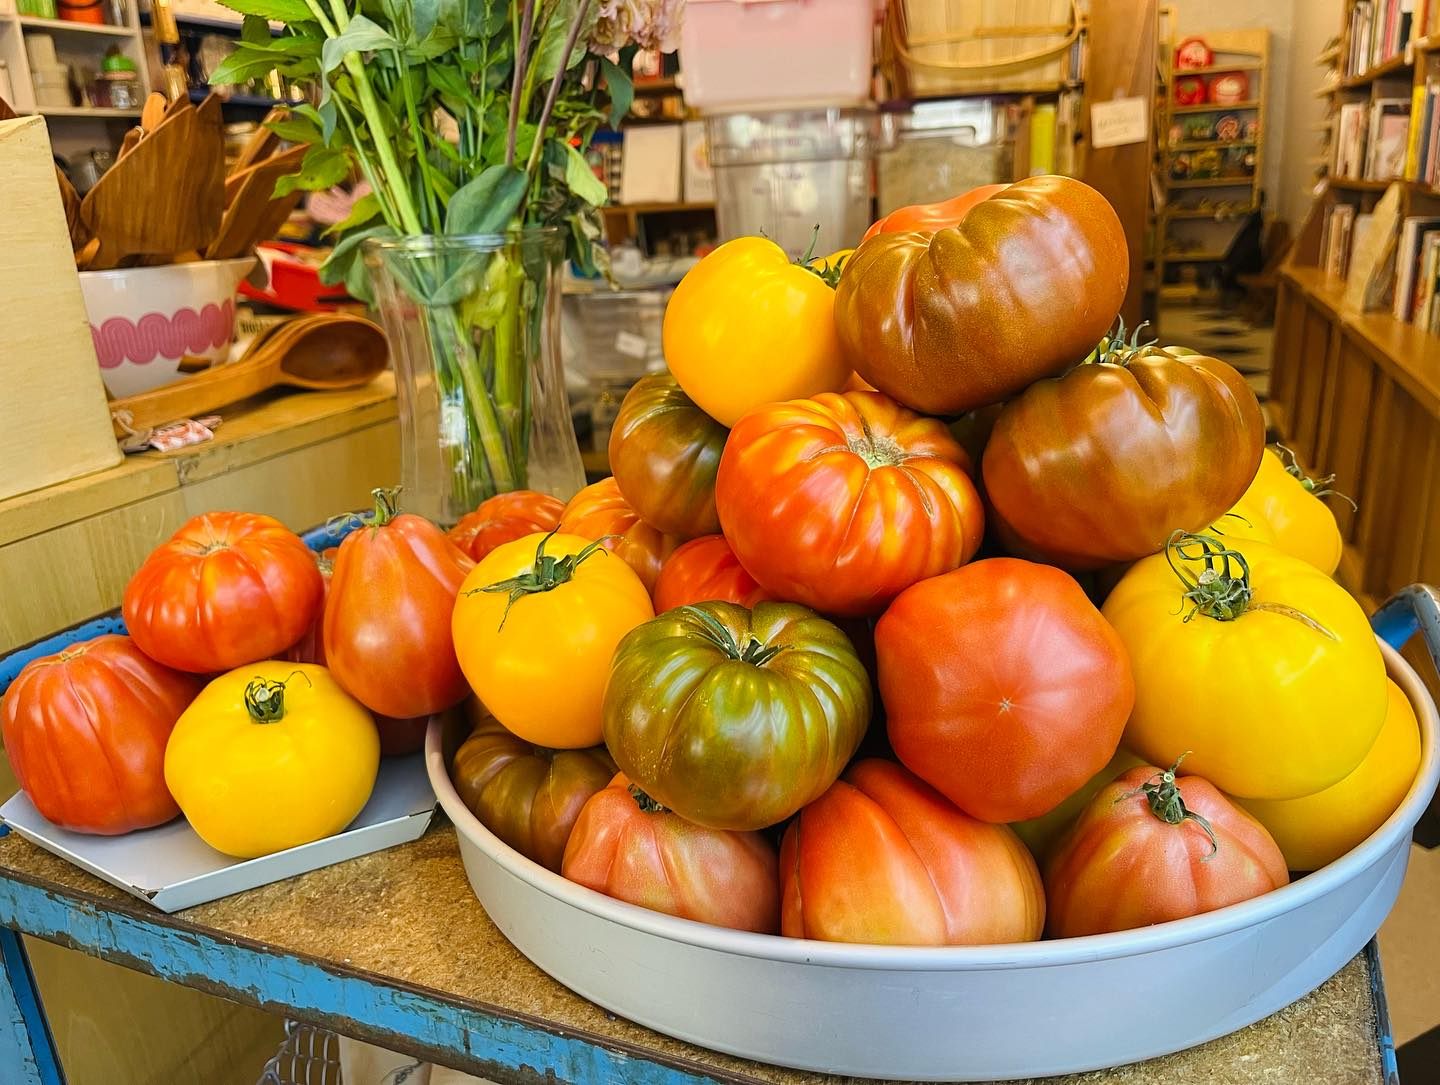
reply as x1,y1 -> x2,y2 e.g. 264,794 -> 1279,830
364,228 -> 585,527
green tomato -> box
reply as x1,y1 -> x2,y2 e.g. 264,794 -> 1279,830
602,601 -> 872,831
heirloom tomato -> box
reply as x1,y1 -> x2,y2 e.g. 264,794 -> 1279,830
861,184 -> 1008,240
1239,679 -> 1421,871
324,489 -> 474,720
452,703 -> 616,872
662,236 -> 850,427
562,773 -> 781,932
1011,747 -> 1147,859
1238,446 -> 1346,574
123,511 -> 323,673
608,373 -> 728,539
652,534 -> 769,612
454,531 -> 653,749
982,330 -> 1266,569
1102,534 -> 1387,800
878,559 -> 1135,823
780,760 -> 1044,945
715,390 -> 983,616
1,635 -> 199,834
448,491 -> 565,563
834,176 -> 1128,416
1045,762 -> 1288,937
284,548 -> 336,667
165,662 -> 379,859
1206,498 -> 1277,549
603,601 -> 872,831
559,477 -> 678,593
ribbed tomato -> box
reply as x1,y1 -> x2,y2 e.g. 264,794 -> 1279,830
715,390 -> 984,616
559,477 -> 678,593
861,184 -> 1008,240
652,535 -> 769,612
562,773 -> 781,932
447,491 -> 565,563
123,512 -> 323,673
324,489 -> 474,719
608,374 -> 729,540
780,760 -> 1044,945
1,635 -> 199,834
1045,763 -> 1288,937
878,558 -> 1135,823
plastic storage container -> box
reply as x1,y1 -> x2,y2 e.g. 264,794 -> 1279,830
561,287 -> 670,445
706,106 -> 876,259
877,99 -> 1014,214
680,0 -> 875,111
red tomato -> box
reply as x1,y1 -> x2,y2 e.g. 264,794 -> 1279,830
375,714 -> 430,757
651,535 -> 770,612
877,558 -> 1135,823
558,478 -> 678,593
123,512 -> 323,673
1045,763 -> 1288,937
283,548 -> 336,667
448,491 -> 565,563
861,184 -> 1009,241
562,773 -> 780,933
715,390 -> 984,617
1,635 -> 200,834
324,489 -> 474,719
780,760 -> 1044,945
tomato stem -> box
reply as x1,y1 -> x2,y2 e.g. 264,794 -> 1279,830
470,529 -> 614,631
243,670 -> 312,724
628,783 -> 668,814
1272,444 -> 1359,511
678,603 -> 784,666
365,487 -> 403,528
1165,531 -> 1338,637
1086,316 -> 1158,367
1122,756 -> 1218,859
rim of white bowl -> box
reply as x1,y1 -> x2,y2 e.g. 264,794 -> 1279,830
427,637 -> 1439,972
77,256 -> 256,281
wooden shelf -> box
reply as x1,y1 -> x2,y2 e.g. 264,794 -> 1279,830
1329,176 -> 1400,191
1167,175 -> 1257,188
16,15 -> 134,37
1172,62 -> 1263,75
1166,139 -> 1259,152
600,202 -> 714,214
1172,99 -> 1261,114
1165,251 -> 1229,261
631,77 -> 679,97
1341,52 -> 1412,88
27,106 -> 142,119
1164,202 -> 1259,219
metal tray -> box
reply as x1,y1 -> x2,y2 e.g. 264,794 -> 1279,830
427,626 -> 1440,1081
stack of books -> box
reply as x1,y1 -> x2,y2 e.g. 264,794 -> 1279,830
1347,0 -> 1425,77
1321,204 -> 1357,279
1392,215 -> 1440,328
1334,98 -> 1412,179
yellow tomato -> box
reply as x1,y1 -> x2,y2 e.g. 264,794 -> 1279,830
165,662 -> 379,858
1011,746 -> 1146,859
1240,447 -> 1345,574
663,237 -> 851,427
1206,495 -> 1277,548
452,532 -> 654,749
1102,534 -> 1387,800
1238,679 -> 1421,870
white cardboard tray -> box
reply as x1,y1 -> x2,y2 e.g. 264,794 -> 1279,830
1,752 -> 436,913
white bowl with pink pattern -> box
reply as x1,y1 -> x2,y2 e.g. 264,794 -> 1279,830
79,258 -> 256,398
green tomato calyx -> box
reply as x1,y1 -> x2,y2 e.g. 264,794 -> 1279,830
1124,755 -> 1218,859
796,224 -> 846,288
628,783 -> 668,814
474,529 -> 613,631
1272,444 -> 1358,510
1086,316 -> 1158,367
243,670 -> 312,724
679,604 -> 785,666
1166,530 -> 1339,638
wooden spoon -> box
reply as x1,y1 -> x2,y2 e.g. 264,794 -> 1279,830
230,108 -> 285,176
209,143 -> 307,260
107,313 -> 388,435
141,92 -> 168,133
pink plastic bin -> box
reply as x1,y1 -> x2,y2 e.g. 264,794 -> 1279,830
680,0 -> 876,111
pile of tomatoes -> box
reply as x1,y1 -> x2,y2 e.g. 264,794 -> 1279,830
449,176 -> 1421,944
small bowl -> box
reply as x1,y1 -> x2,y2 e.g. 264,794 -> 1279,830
80,258 -> 256,398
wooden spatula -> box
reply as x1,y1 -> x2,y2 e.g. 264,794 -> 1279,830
231,108 -> 285,176
208,143 -> 307,260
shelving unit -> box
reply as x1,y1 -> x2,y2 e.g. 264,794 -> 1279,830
0,0 -> 151,153
1271,0 -> 1440,609
1155,28 -> 1269,301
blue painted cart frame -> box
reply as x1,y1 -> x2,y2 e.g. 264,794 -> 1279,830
0,582 -> 1434,1084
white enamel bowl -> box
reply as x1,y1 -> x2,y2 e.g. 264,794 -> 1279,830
426,639 -> 1439,1081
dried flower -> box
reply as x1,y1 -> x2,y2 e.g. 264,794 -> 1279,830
592,0 -> 683,53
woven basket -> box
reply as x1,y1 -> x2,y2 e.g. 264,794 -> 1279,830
883,0 -> 1080,97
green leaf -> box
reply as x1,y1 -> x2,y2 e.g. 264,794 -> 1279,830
411,0 -> 439,41
218,0 -> 315,23
445,163 -> 526,234
560,140 -> 606,206
241,13 -> 271,44
273,144 -> 351,196
325,191 -> 382,235
321,14 -> 400,73
320,222 -> 396,288
533,0 -> 597,83
265,114 -> 321,143
598,56 -> 631,129
209,49 -> 285,87
406,26 -> 460,61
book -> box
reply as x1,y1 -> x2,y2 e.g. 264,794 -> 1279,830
1326,204 -> 1356,278
1412,232 -> 1440,321
1336,102 -> 1369,177
1405,83 -> 1427,179
1391,216 -> 1440,320
1366,99 -> 1412,178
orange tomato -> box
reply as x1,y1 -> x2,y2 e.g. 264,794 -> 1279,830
651,535 -> 770,612
448,490 -> 565,563
559,478 -> 679,593
862,184 -> 1009,241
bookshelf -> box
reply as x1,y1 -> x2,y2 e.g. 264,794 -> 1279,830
1270,0 -> 1440,612
1155,29 -> 1269,301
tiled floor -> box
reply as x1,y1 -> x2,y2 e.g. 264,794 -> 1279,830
1159,300 -> 1440,1083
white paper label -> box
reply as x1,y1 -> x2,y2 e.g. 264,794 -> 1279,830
1090,97 -> 1149,149
614,330 -> 649,359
